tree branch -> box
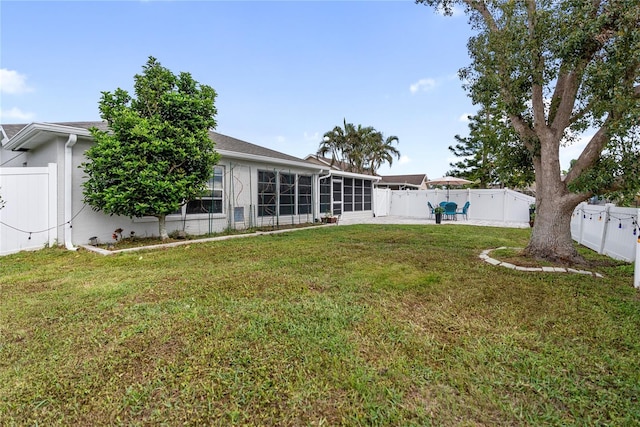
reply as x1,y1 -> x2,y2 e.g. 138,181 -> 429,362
564,120 -> 611,183
526,0 -> 547,133
551,1 -> 607,135
463,0 -> 498,31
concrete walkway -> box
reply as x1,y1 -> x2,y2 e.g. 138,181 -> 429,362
338,215 -> 530,229
80,216 -> 529,256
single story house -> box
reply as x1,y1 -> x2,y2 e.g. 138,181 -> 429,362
0,121 -> 379,254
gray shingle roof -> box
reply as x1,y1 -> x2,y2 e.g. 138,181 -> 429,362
378,174 -> 427,186
209,131 -> 306,163
1,121 -> 308,164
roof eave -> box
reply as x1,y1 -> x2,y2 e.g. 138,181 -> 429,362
329,170 -> 381,181
216,149 -> 324,172
3,122 -> 93,151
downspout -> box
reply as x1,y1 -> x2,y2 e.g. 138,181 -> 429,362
64,134 -> 78,250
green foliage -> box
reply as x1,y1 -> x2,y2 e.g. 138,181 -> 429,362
82,57 -> 220,228
448,105 -> 534,189
318,118 -> 400,174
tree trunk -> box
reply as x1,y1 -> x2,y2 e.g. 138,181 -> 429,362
157,214 -> 169,240
523,130 -> 587,265
524,200 -> 584,264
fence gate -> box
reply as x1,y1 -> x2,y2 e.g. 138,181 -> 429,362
374,188 -> 390,217
0,164 -> 57,256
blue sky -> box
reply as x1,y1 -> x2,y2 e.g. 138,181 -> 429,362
1,1 -> 576,178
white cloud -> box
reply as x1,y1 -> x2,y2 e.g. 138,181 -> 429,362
397,155 -> 411,165
410,78 -> 436,94
0,107 -> 35,121
0,69 -> 34,94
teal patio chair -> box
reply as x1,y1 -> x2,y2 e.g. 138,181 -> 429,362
427,201 -> 436,218
457,201 -> 470,220
444,202 -> 458,220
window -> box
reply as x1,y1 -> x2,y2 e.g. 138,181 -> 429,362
332,177 -> 342,215
258,170 -> 277,216
364,180 -> 372,210
354,179 -> 363,211
279,173 -> 295,215
343,178 -> 353,212
298,175 -> 312,214
320,177 -> 331,214
186,166 -> 224,214
331,177 -> 373,213
258,170 -> 313,217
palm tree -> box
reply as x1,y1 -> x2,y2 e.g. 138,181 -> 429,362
366,132 -> 400,175
318,119 -> 400,175
318,118 -> 351,170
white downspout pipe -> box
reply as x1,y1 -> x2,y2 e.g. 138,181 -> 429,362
64,134 -> 78,250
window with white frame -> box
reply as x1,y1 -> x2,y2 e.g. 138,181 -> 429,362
185,166 -> 224,214
258,170 -> 277,217
343,178 -> 353,212
354,178 -> 363,211
326,176 -> 374,214
279,173 -> 295,215
298,175 -> 312,214
320,177 -> 331,214
258,170 -> 313,217
364,180 -> 372,210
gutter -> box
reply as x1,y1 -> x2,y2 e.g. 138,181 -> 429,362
215,148 -> 323,172
64,134 -> 78,250
4,122 -> 93,151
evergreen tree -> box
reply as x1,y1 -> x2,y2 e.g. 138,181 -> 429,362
82,57 -> 220,240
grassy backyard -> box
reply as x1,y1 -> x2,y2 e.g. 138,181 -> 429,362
1,224 -> 638,426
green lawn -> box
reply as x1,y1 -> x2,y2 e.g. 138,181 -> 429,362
1,224 -> 638,426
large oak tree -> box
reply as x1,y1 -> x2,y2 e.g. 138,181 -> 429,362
418,0 -> 640,263
82,57 -> 220,240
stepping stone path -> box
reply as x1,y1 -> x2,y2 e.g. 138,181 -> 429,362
479,247 -> 603,278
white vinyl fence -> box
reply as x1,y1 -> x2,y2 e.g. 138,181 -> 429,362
571,203 -> 638,262
0,164 -> 58,256
375,188 -> 534,224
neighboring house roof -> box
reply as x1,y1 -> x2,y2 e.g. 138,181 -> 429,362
377,174 -> 428,189
303,154 -> 382,181
304,154 -> 348,171
1,121 -> 316,169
